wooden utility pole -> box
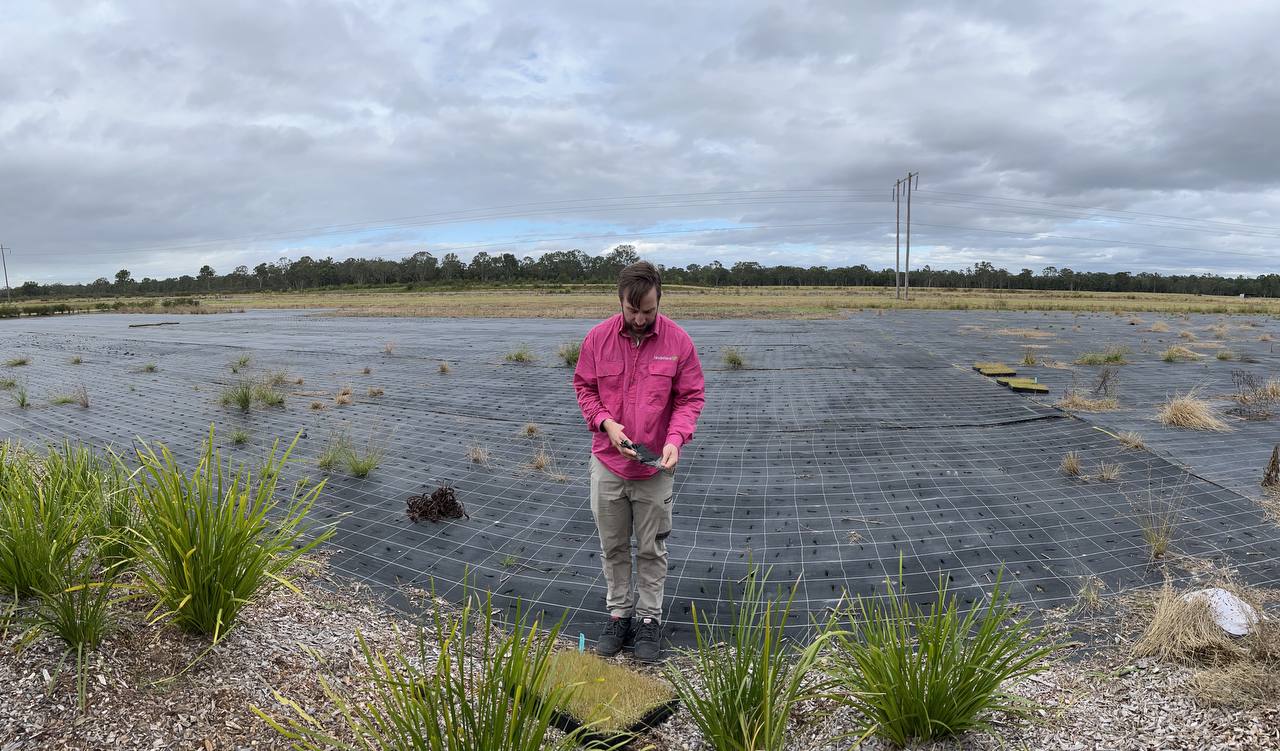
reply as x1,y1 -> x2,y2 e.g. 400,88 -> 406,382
0,245 -> 9,302
902,172 -> 919,300
892,179 -> 903,298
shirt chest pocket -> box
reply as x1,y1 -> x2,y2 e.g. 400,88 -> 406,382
597,359 -> 625,414
645,359 -> 678,404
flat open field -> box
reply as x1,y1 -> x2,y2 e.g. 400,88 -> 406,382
2,307 -> 1278,647
175,285 -> 1280,318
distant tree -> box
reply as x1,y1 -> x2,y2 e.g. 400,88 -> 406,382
114,269 -> 133,287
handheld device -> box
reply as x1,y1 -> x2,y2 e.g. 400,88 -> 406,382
620,439 -> 672,474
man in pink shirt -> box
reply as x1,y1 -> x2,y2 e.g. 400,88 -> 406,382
573,261 -> 705,662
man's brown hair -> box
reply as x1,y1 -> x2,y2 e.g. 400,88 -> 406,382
618,261 -> 662,308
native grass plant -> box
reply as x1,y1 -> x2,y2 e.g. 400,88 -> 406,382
0,445 -> 87,596
1157,389 -> 1230,431
438,361 -> 451,374
558,340 -> 581,368
1149,321 -> 1171,333
506,344 -> 536,363
1020,348 -> 1037,366
1179,329 -> 1197,341
666,566 -> 831,751
1056,389 -> 1118,412
317,432 -> 384,478
230,353 -> 252,373
129,430 -> 332,642
220,378 -> 286,411
1074,345 -> 1128,365
257,591 -> 582,751
828,569 -> 1059,747
1130,485 -> 1183,561
70,355 -> 83,365
1074,576 -> 1107,615
1060,451 -> 1083,477
13,383 -> 29,409
1095,461 -> 1122,482
1113,431 -> 1145,451
1216,349 -> 1236,361
5,356 -> 30,367
230,428 -> 250,446
722,346 -> 745,370
0,377 -> 15,390
1161,345 -> 1201,363
466,444 -> 492,467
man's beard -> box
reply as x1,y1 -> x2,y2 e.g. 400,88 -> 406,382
627,321 -> 653,338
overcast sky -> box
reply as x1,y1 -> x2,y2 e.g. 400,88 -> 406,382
2,0 -> 1278,284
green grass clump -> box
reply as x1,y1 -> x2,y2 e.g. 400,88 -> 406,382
140,362 -> 158,373
129,430 -> 332,642
345,440 -> 384,479
13,384 -> 28,409
0,445 -> 84,595
51,393 -> 78,405
317,434 -> 351,472
505,344 -> 536,363
722,347 -> 745,370
557,341 -> 581,368
230,354 -> 252,373
230,429 -> 250,446
1075,346 -> 1128,365
5,357 -> 29,367
828,569 -> 1059,746
666,566 -> 830,751
0,378 -> 15,389
70,356 -> 83,365
256,592 -> 578,751
252,382 -> 286,408
221,380 -> 255,412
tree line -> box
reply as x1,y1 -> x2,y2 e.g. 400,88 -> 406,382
15,246 -> 1280,299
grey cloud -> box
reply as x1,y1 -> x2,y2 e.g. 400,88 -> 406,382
0,0 -> 1276,284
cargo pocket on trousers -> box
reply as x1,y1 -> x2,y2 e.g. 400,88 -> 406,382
655,495 -> 674,541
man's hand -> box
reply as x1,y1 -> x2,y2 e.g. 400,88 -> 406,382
660,442 -> 679,471
602,419 -> 638,459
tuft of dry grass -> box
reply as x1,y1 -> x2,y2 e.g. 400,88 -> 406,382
1157,390 -> 1230,431
1192,660 -> 1280,708
522,422 -> 540,438
1179,330 -> 1197,341
1095,462 -> 1121,482
1074,576 -> 1107,614
1134,585 -> 1244,662
383,341 -> 395,354
528,447 -> 554,472
438,361 -> 450,374
995,327 -> 1054,339
361,366 -> 372,375
505,344 -> 535,363
1260,332 -> 1274,342
309,400 -> 325,411
465,444 -> 491,467
1161,345 -> 1201,362
1021,348 -> 1037,366
1208,323 -> 1230,339
73,384 -> 90,408
1216,350 -> 1236,361
335,386 -> 354,406
1117,431 -> 1147,451
1056,389 -> 1118,412
1060,451 -> 1083,477
367,387 -> 384,397
1149,321 -> 1171,333
70,355 -> 83,364
1131,492 -> 1181,560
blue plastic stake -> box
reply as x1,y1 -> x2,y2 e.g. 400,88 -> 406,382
579,633 -> 586,652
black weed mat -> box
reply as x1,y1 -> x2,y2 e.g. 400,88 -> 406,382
1,309 -> 1279,647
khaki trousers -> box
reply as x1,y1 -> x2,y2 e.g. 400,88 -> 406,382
589,456 -> 675,621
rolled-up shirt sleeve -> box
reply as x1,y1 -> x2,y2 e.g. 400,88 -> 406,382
573,330 -> 613,431
664,338 -> 705,448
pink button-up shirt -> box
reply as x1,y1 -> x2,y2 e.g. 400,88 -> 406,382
573,313 -> 706,480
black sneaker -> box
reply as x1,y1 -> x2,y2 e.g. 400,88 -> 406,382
596,616 -> 632,657
633,617 -> 663,663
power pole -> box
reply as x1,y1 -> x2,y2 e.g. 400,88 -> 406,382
0,245 -> 9,303
892,179 -> 903,299
902,171 -> 919,300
